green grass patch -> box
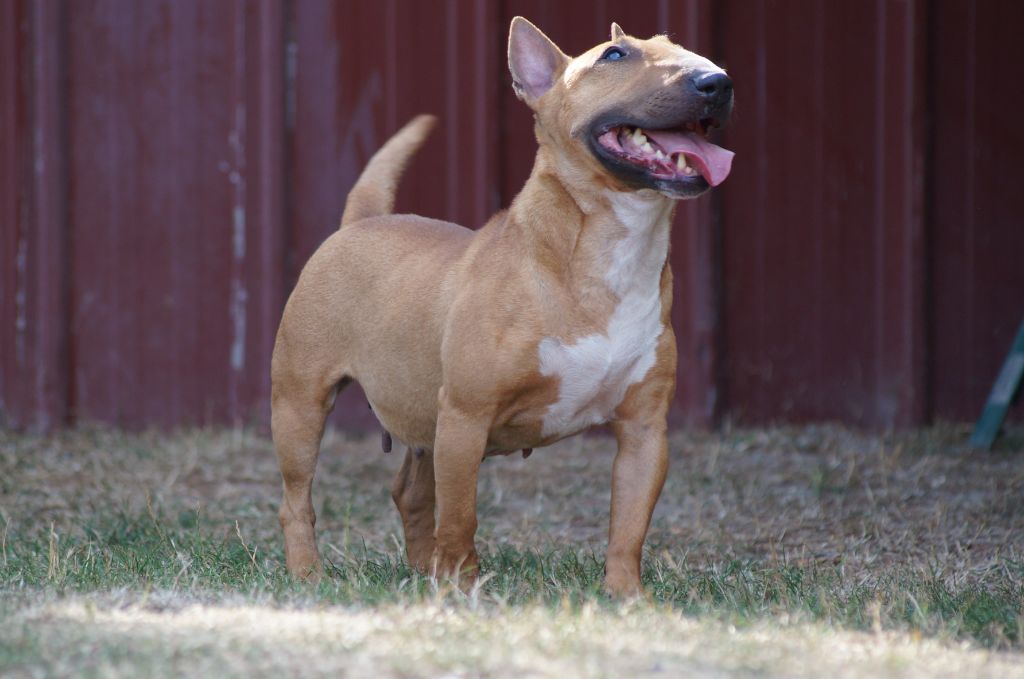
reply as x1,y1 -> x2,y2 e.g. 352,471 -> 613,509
2,508 -> 1021,648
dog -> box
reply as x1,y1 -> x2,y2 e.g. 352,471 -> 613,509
271,17 -> 734,596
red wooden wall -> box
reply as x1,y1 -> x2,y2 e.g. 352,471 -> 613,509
929,1 -> 1024,421
718,0 -> 929,426
2,0 -> 1021,431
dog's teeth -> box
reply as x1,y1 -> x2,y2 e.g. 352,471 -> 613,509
641,142 -> 653,153
654,149 -> 665,160
676,154 -> 688,170
632,128 -> 646,144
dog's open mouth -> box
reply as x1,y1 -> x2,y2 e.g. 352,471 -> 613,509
595,122 -> 734,189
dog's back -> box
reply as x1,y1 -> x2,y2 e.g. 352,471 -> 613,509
273,117 -> 472,453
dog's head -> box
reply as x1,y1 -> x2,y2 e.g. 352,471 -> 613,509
508,17 -> 734,199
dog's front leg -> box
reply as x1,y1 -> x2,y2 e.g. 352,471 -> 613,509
606,407 -> 670,597
430,390 -> 489,588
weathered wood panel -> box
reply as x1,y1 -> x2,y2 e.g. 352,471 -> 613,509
1,0 -> 1020,431
65,0 -> 283,426
930,1 -> 1024,422
717,0 -> 927,426
0,0 -> 69,430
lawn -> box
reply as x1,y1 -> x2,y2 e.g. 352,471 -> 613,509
0,424 -> 1022,677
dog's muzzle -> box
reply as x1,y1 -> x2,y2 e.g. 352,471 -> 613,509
690,71 -> 734,125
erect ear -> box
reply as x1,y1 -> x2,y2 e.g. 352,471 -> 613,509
508,16 -> 569,103
610,22 -> 625,40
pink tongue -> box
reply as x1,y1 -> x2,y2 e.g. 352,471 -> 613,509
644,130 -> 735,187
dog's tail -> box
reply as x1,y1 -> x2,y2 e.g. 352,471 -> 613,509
340,114 -> 437,228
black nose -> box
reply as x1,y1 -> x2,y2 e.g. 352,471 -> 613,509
692,71 -> 733,105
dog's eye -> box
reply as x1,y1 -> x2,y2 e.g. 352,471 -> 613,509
600,46 -> 626,62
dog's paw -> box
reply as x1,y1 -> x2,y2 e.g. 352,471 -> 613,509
430,546 -> 479,590
602,570 -> 647,600
285,549 -> 324,584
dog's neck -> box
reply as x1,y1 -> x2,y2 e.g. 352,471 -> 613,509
509,145 -> 675,308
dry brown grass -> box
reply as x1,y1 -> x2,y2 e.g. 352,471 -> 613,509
3,423 -> 1021,577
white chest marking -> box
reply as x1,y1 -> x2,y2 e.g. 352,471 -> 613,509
537,193 -> 669,438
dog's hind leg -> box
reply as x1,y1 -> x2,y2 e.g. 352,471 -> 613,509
272,365 -> 345,581
390,446 -> 436,572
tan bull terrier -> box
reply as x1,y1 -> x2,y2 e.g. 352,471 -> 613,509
271,17 -> 734,596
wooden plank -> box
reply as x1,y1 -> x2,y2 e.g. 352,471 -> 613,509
718,0 -> 928,426
67,0 -> 285,427
930,1 -> 1024,422
67,0 -> 227,425
237,0 -> 287,428
0,0 -> 69,430
0,0 -> 23,426
875,0 -> 928,426
970,320 -> 1024,450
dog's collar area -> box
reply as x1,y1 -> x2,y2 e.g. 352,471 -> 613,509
595,124 -> 734,188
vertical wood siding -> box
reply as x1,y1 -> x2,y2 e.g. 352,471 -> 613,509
717,0 -> 928,426
929,1 -> 1024,422
0,1 -> 1020,430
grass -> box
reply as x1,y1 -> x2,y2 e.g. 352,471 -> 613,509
4,508 -> 1022,641
0,424 -> 1022,676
